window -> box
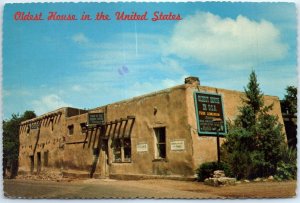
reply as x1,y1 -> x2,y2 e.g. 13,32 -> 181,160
68,125 -> 74,135
37,152 -> 41,174
123,138 -> 131,162
29,155 -> 34,174
112,138 -> 132,163
154,127 -> 166,159
80,122 -> 87,134
113,139 -> 122,162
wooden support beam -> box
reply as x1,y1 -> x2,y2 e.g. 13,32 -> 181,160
127,115 -> 135,119
122,119 -> 129,138
66,141 -> 88,145
116,120 -> 123,138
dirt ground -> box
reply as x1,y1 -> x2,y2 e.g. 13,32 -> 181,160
3,178 -> 297,199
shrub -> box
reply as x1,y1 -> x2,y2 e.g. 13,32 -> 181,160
275,147 -> 297,180
275,161 -> 296,181
196,161 -> 232,182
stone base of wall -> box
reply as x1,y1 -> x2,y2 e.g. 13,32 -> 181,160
17,170 -> 196,181
16,169 -> 63,181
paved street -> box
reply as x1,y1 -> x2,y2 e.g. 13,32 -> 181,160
3,178 -> 297,199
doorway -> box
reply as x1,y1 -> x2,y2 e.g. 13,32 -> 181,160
100,139 -> 109,177
29,155 -> 34,174
37,152 -> 41,174
44,151 -> 49,167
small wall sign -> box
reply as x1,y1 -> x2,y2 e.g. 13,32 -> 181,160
137,143 -> 148,152
170,140 -> 185,151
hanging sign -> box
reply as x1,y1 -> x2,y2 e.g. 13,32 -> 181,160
194,92 -> 227,135
31,122 -> 41,129
88,113 -> 105,125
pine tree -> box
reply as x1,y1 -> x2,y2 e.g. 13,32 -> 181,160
244,71 -> 264,114
222,71 -> 286,179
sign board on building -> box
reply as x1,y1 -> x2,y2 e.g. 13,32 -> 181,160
170,140 -> 185,151
136,143 -> 148,152
88,113 -> 105,125
194,92 -> 227,136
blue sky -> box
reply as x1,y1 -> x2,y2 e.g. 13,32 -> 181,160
2,2 -> 297,118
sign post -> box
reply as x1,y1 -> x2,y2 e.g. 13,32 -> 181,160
213,118 -> 222,163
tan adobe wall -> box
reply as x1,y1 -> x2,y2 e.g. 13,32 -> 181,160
63,113 -> 93,171
62,85 -> 194,176
19,108 -> 67,174
104,85 -> 193,176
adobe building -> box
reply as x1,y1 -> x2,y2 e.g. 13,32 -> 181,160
18,77 -> 285,179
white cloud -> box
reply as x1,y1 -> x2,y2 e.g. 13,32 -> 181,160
166,12 -> 288,69
32,94 -> 72,115
162,78 -> 178,88
162,75 -> 188,88
72,33 -> 89,44
123,75 -> 188,98
71,85 -> 83,92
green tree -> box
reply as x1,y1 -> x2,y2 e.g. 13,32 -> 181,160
3,111 -> 36,178
281,86 -> 297,115
222,71 -> 286,179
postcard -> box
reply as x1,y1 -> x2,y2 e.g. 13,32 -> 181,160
2,1 -> 297,199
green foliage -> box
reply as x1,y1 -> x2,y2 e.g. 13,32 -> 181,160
3,111 -> 36,178
23,111 -> 37,120
243,71 -> 264,114
281,86 -> 297,115
196,161 -> 232,182
275,161 -> 297,181
222,71 -> 287,180
280,145 -> 297,164
275,147 -> 297,180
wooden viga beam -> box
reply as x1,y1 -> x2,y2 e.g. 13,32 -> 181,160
82,115 -> 135,148
106,116 -> 135,139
